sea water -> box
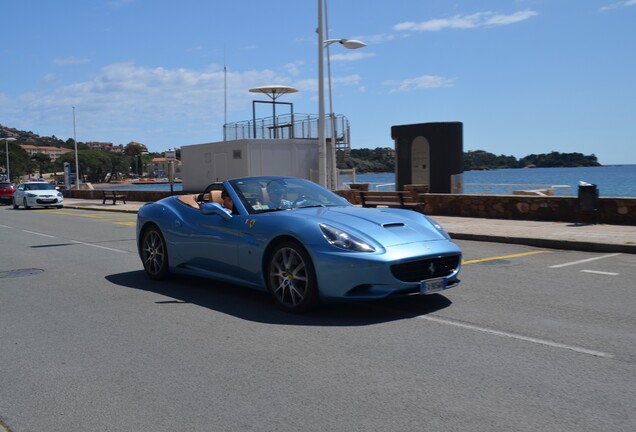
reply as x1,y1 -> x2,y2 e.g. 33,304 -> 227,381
346,165 -> 636,198
104,165 -> 636,198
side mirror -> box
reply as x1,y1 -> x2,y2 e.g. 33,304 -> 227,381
200,202 -> 232,220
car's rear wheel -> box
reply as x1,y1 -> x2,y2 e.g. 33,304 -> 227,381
266,241 -> 318,313
140,226 -> 169,280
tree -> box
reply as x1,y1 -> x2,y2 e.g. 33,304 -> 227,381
30,153 -> 52,176
60,150 -> 113,183
107,152 -> 132,182
1,142 -> 32,182
124,142 -> 146,157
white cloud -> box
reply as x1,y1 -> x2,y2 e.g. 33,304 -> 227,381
383,75 -> 455,93
4,62 -> 298,149
356,33 -> 397,44
599,0 -> 636,11
394,10 -> 538,32
284,61 -> 304,77
294,74 -> 362,93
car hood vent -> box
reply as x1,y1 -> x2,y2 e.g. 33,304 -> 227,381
382,222 -> 405,229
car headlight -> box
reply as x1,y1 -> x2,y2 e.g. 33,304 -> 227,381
57,192 -> 63,198
319,223 -> 375,252
26,193 -> 37,198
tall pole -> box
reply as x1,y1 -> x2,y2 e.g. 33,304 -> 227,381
4,138 -> 15,182
317,0 -> 328,188
224,62 -> 227,141
73,106 -> 81,190
3,138 -> 16,182
4,140 -> 8,182
324,0 -> 338,189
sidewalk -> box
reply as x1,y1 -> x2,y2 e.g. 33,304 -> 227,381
63,198 -> 636,254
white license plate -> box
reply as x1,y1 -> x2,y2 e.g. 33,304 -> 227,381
420,277 -> 446,294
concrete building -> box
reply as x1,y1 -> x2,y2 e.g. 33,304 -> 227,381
148,157 -> 182,178
20,145 -> 73,162
181,139 -> 318,191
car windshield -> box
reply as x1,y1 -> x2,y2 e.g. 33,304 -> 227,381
0,183 -> 13,189
24,183 -> 55,191
228,177 -> 351,214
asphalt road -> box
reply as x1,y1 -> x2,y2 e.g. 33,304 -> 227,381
1,206 -> 635,432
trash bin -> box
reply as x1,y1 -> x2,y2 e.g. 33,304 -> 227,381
577,182 -> 599,224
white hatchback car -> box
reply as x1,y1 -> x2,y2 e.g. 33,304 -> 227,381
13,181 -> 64,209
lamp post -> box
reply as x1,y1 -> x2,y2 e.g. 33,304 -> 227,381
165,148 -> 176,196
317,0 -> 366,189
2,137 -> 17,182
72,106 -> 81,190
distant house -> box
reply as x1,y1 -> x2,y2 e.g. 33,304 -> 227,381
148,157 -> 181,178
20,145 -> 73,161
86,142 -> 124,153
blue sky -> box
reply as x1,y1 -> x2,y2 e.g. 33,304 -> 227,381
1,0 -> 634,164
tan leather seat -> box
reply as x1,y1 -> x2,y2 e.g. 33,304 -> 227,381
177,194 -> 200,209
209,190 -> 223,204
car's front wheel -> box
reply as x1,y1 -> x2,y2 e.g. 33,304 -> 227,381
266,241 -> 318,313
140,226 -> 169,280
23,198 -> 30,209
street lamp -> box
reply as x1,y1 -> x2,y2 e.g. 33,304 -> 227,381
317,0 -> 366,189
72,106 -> 81,190
1,137 -> 17,182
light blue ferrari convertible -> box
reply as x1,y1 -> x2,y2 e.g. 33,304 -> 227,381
136,176 -> 462,313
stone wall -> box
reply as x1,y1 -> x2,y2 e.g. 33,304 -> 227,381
63,189 -> 174,203
64,188 -> 636,226
335,190 -> 636,226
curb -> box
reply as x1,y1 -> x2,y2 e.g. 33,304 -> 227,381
64,204 -> 139,214
450,232 -> 636,254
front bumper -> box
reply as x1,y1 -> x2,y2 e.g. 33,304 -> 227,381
310,241 -> 462,301
24,196 -> 64,207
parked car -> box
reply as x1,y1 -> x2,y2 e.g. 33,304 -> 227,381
13,181 -> 64,209
0,181 -> 15,205
136,176 -> 462,313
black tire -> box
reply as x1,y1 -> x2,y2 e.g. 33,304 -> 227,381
13,200 -> 18,209
56,205 -> 63,209
140,226 -> 170,280
23,198 -> 30,209
266,241 -> 319,313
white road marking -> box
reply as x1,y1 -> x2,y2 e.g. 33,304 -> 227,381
548,253 -> 621,269
581,269 -> 620,276
419,315 -> 614,359
0,224 -> 14,229
21,229 -> 56,238
13,227 -> 128,254
70,240 -> 128,254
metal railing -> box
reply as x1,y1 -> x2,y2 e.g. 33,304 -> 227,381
223,113 -> 351,155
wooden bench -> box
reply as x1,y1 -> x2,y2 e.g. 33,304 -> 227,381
102,191 -> 127,205
357,190 -> 420,209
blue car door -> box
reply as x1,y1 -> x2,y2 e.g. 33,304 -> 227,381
172,209 -> 244,277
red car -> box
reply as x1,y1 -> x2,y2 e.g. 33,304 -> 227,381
0,181 -> 15,205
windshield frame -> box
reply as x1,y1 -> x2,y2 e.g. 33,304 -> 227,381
227,176 -> 351,215
21,182 -> 56,191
